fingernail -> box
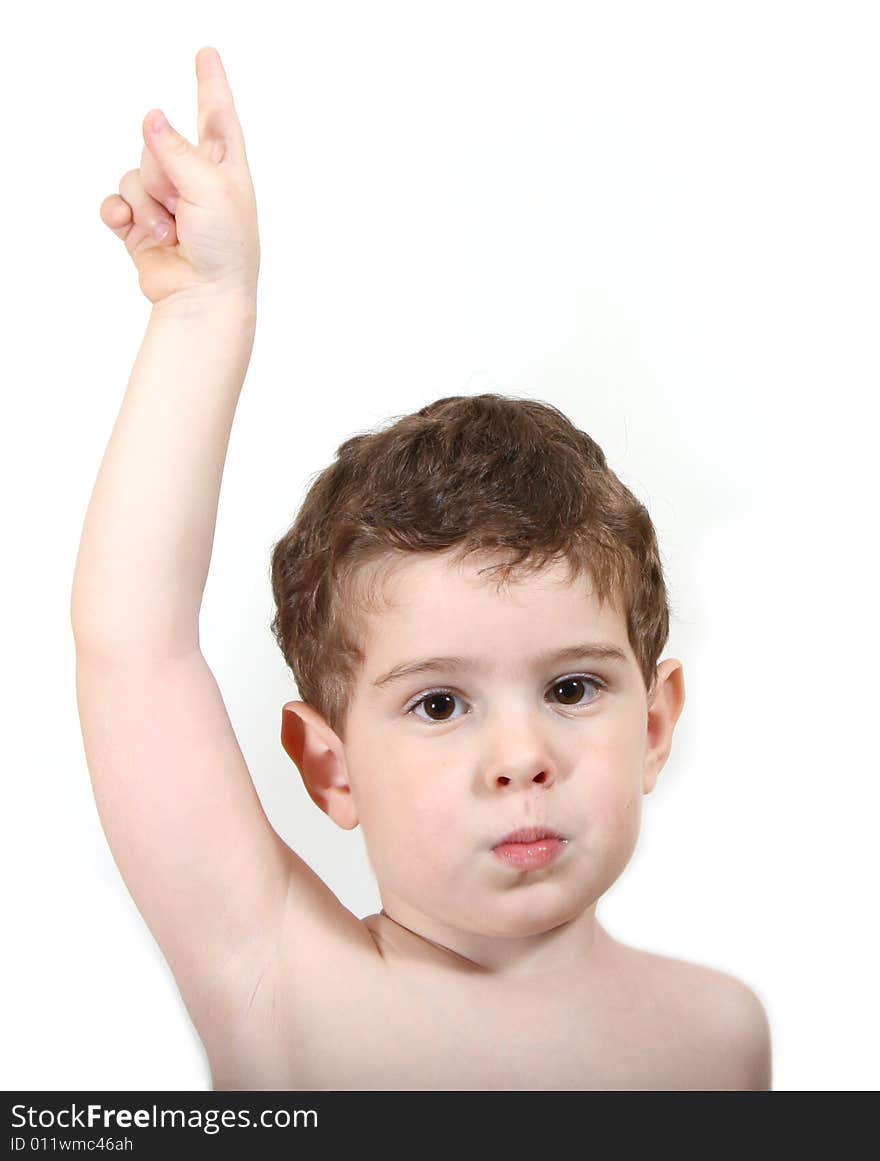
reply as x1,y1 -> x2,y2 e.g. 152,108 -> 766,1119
152,221 -> 170,242
166,195 -> 179,213
150,111 -> 168,134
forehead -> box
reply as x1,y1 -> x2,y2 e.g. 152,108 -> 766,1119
352,550 -> 629,665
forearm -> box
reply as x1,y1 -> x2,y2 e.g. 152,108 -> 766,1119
71,292 -> 258,657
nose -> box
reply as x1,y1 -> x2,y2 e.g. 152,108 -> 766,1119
482,712 -> 557,790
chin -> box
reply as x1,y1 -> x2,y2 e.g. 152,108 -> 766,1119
476,894 -> 583,939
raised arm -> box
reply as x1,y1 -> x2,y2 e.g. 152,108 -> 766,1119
72,46 -> 261,653
70,49 -> 302,1030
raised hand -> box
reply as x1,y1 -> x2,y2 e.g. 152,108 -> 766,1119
99,46 -> 260,307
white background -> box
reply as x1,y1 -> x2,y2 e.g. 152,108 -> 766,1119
3,0 -> 878,1091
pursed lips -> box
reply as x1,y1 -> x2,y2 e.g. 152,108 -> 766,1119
492,826 -> 564,847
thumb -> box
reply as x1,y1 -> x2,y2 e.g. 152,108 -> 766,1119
142,109 -> 210,203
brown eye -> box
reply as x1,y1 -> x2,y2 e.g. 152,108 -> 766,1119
554,679 -> 584,704
550,676 -> 603,706
410,691 -> 460,723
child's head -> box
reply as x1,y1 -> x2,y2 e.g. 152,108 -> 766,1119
270,394 -> 685,944
270,393 -> 673,744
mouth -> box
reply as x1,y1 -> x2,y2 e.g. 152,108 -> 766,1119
493,826 -> 564,847
491,827 -> 567,871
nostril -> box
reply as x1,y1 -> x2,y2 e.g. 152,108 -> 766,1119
534,772 -> 547,782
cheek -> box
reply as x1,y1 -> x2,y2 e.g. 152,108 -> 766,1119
373,789 -> 465,890
405,778 -> 463,844
586,777 -> 633,829
609,788 -> 642,838
575,737 -> 643,837
355,748 -> 462,847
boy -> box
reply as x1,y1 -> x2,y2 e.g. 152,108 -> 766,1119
73,46 -> 771,1090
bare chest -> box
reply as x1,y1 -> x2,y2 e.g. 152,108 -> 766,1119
287,979 -> 677,1091
208,939 -> 720,1091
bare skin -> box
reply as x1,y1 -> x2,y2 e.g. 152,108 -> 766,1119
199,905 -> 765,1092
77,48 -> 771,1093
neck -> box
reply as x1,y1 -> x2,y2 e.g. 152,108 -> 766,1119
376,896 -> 607,981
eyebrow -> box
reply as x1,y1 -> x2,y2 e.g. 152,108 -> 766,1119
372,643 -> 629,689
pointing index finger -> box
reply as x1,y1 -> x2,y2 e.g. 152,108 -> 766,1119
194,46 -> 245,160
196,44 -> 226,85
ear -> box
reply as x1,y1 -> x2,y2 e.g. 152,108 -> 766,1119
281,701 -> 359,830
641,659 -> 686,795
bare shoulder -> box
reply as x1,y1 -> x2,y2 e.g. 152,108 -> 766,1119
697,966 -> 772,1090
614,940 -> 772,1090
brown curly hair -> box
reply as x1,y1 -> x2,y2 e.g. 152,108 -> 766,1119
269,393 -> 673,741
